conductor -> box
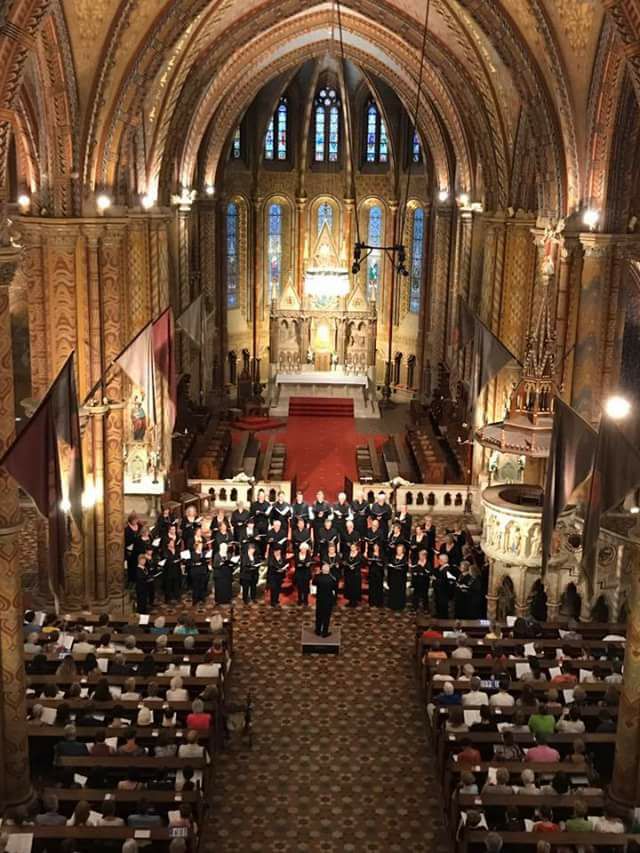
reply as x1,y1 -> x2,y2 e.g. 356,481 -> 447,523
315,563 -> 337,638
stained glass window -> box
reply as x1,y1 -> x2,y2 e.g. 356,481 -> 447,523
226,202 -> 239,308
379,118 -> 389,163
365,100 -> 389,165
315,106 -> 326,162
412,130 -> 421,164
232,127 -> 241,159
264,98 -> 288,161
329,106 -> 339,162
317,202 -> 333,233
277,100 -> 287,160
366,104 -> 378,163
314,88 -> 340,163
268,203 -> 283,301
409,207 -> 425,313
264,117 -> 275,161
367,205 -> 383,301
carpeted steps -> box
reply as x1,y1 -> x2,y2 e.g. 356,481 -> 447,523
288,396 -> 354,418
234,416 -> 285,432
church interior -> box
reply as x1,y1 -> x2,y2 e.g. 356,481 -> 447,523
3,0 -> 640,851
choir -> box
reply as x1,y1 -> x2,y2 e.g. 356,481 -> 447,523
124,490 -> 485,617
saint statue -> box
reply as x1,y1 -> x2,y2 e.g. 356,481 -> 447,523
131,394 -> 147,442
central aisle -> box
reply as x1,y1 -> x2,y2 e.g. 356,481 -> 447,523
201,605 -> 452,853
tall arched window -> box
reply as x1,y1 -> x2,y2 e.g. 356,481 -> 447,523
365,100 -> 389,164
317,201 -> 334,234
267,203 -> 283,300
264,98 -> 288,161
231,127 -> 241,160
409,207 -> 425,313
314,88 -> 340,162
367,205 -> 383,301
411,129 -> 422,164
226,202 -> 239,308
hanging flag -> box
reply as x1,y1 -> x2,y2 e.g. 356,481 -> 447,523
115,320 -> 158,428
541,397 -> 597,575
463,307 -> 516,411
152,307 -> 177,430
581,417 -> 640,596
474,314 -> 516,400
51,353 -> 84,532
177,295 -> 203,347
457,297 -> 476,350
0,364 -> 74,595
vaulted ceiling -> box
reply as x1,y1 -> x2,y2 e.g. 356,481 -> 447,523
4,0 -> 640,222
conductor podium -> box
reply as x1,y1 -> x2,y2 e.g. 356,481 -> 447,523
301,625 -> 341,655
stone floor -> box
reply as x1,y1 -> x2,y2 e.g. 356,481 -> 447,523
199,601 -> 453,853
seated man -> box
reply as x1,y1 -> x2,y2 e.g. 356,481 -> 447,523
489,679 -> 515,708
127,799 -> 164,828
35,794 -> 67,826
462,677 -> 489,707
54,724 -> 89,757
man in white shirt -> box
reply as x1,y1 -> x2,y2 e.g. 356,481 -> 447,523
592,808 -> 625,834
489,679 -> 515,708
451,636 -> 473,660
72,631 -> 96,655
605,662 -> 623,683
195,652 -> 221,679
24,632 -> 42,654
462,676 -> 489,706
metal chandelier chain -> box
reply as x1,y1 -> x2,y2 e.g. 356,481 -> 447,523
398,0 -> 432,251
334,0 -> 363,247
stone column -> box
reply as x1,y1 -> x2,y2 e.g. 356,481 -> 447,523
0,246 -> 32,808
571,235 -> 613,421
295,196 -> 307,298
427,204 -> 453,391
610,546 -> 640,807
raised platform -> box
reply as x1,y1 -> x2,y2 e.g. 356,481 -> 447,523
301,625 -> 341,655
271,369 -> 379,419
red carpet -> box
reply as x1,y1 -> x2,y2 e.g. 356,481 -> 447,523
288,396 -> 354,418
236,415 -> 385,500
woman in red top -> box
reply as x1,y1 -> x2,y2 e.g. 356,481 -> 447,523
186,698 -> 212,731
533,806 -> 560,832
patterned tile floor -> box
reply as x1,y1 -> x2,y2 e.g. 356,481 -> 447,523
198,600 -> 453,853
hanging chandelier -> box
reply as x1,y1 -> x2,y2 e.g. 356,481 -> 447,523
304,267 -> 351,298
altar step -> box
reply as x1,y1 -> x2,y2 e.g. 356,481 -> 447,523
288,396 -> 354,418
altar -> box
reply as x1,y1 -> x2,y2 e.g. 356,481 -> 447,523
269,220 -> 378,380
270,367 -> 376,417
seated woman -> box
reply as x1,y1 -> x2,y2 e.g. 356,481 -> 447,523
177,729 -> 205,759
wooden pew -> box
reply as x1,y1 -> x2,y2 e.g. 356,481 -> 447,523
5,826 -> 193,844
415,615 -> 626,639
462,831 -> 631,852
436,732 -> 616,778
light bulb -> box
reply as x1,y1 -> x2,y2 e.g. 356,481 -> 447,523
458,192 -> 470,207
438,189 -> 449,202
96,194 -> 112,211
60,497 -> 71,513
583,208 -> 600,230
630,505 -> 640,515
141,194 -> 155,210
604,395 -> 631,420
205,185 -> 215,196
17,193 -> 30,209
